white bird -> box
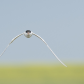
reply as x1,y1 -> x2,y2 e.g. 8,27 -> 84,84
0,30 -> 67,67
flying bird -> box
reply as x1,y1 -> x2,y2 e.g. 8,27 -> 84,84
0,30 -> 67,67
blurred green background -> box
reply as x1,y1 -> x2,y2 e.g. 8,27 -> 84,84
0,0 -> 84,84
0,64 -> 84,84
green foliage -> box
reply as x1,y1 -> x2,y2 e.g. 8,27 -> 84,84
0,65 -> 84,84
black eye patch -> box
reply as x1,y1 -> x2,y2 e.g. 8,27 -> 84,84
26,30 -> 31,33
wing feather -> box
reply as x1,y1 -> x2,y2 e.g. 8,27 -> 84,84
0,33 -> 24,57
33,33 -> 67,67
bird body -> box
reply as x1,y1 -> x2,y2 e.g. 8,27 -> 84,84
24,30 -> 33,38
24,31 -> 33,38
0,30 -> 67,67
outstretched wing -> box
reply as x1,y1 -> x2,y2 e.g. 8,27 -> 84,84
33,33 -> 67,67
0,33 -> 24,57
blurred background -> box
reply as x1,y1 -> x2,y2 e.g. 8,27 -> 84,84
0,0 -> 84,84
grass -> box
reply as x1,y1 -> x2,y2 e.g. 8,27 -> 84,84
0,65 -> 84,84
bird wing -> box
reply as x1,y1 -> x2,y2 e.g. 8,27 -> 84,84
0,33 -> 24,57
33,33 -> 67,67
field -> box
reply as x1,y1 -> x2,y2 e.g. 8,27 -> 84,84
0,64 -> 84,84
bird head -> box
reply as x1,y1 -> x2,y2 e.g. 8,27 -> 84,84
24,30 -> 33,38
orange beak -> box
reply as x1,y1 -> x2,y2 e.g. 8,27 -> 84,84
28,32 -> 29,35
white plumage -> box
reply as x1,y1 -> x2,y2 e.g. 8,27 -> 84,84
0,30 -> 67,67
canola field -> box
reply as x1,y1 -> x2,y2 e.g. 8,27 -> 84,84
0,65 -> 84,84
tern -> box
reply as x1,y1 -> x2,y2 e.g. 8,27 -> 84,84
0,30 -> 67,67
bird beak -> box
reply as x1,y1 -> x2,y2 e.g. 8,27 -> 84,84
28,32 -> 30,35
